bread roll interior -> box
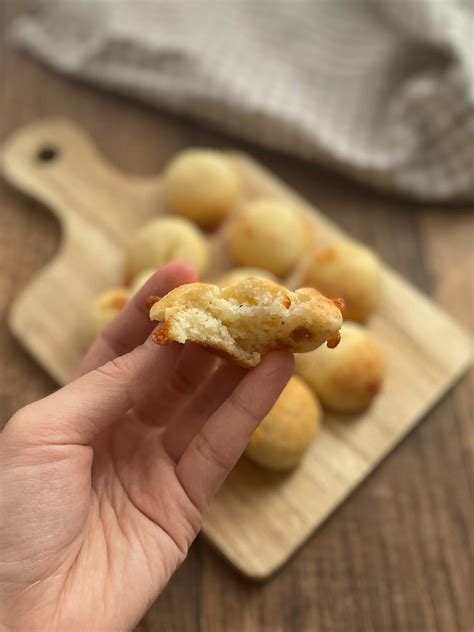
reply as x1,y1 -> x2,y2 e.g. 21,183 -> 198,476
150,280 -> 343,367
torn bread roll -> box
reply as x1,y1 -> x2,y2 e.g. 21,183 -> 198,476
216,267 -> 278,287
149,278 -> 343,368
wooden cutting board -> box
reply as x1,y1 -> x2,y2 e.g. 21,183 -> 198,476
1,119 -> 471,580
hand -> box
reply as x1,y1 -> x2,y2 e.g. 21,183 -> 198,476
0,262 -> 293,632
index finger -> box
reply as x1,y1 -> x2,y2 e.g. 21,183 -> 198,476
175,351 -> 294,512
74,261 -> 198,378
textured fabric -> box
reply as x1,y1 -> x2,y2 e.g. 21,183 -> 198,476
11,0 -> 474,201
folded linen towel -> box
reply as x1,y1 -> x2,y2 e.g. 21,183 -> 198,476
11,0 -> 474,201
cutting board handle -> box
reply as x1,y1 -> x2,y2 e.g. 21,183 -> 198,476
1,119 -> 166,383
1,118 -> 162,243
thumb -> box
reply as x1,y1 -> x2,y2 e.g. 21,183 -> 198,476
5,336 -> 181,447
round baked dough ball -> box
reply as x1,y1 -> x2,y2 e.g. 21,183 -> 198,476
128,268 -> 156,296
85,287 -> 130,343
245,376 -> 322,470
295,322 -> 385,414
302,240 -> 382,322
126,216 -> 210,279
163,149 -> 241,226
230,198 -> 307,276
216,267 -> 277,287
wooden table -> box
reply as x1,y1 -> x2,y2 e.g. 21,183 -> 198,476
1,3 -> 472,630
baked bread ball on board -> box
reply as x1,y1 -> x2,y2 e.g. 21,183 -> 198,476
295,322 -> 385,413
125,216 -> 210,279
85,287 -> 129,343
163,149 -> 241,227
216,267 -> 277,287
302,240 -> 382,322
150,278 -> 343,368
229,198 -> 307,276
245,376 -> 322,470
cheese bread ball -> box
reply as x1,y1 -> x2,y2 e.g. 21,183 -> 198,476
128,268 -> 156,296
150,278 -> 343,368
216,267 -> 277,287
85,287 -> 130,343
302,240 -> 382,322
126,216 -> 210,279
295,322 -> 385,413
245,376 -> 322,470
163,149 -> 241,226
229,198 -> 307,276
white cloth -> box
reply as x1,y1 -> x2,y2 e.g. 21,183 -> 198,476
12,0 -> 474,201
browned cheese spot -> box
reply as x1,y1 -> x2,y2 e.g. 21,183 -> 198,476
367,378 -> 382,394
316,247 -> 337,262
147,295 -> 162,310
326,331 -> 341,349
290,326 -> 313,342
331,297 -> 345,313
152,321 -> 171,345
241,220 -> 254,238
104,293 -> 128,311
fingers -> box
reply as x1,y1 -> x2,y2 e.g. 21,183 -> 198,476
8,335 -> 184,447
9,331 -> 233,447
135,342 -> 218,427
74,261 -> 197,378
163,359 -> 247,461
175,352 -> 294,512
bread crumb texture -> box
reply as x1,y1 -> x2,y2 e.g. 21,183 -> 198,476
150,278 -> 343,367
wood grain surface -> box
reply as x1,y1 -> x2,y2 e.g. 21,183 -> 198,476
2,116 -> 470,581
1,2 -> 473,630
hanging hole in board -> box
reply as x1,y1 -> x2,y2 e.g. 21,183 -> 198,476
36,145 -> 60,163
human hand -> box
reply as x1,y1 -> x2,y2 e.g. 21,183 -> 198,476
0,262 -> 293,631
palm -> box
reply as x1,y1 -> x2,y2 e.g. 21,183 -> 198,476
51,416 -> 203,630
0,263 -> 293,632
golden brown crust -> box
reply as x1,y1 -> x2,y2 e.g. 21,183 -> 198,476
152,321 -> 172,346
303,241 -> 382,323
326,331 -> 341,349
229,198 -> 307,276
125,217 -> 210,279
163,149 -> 241,226
295,322 -> 385,413
146,295 -> 161,310
216,267 -> 278,287
245,376 -> 322,470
